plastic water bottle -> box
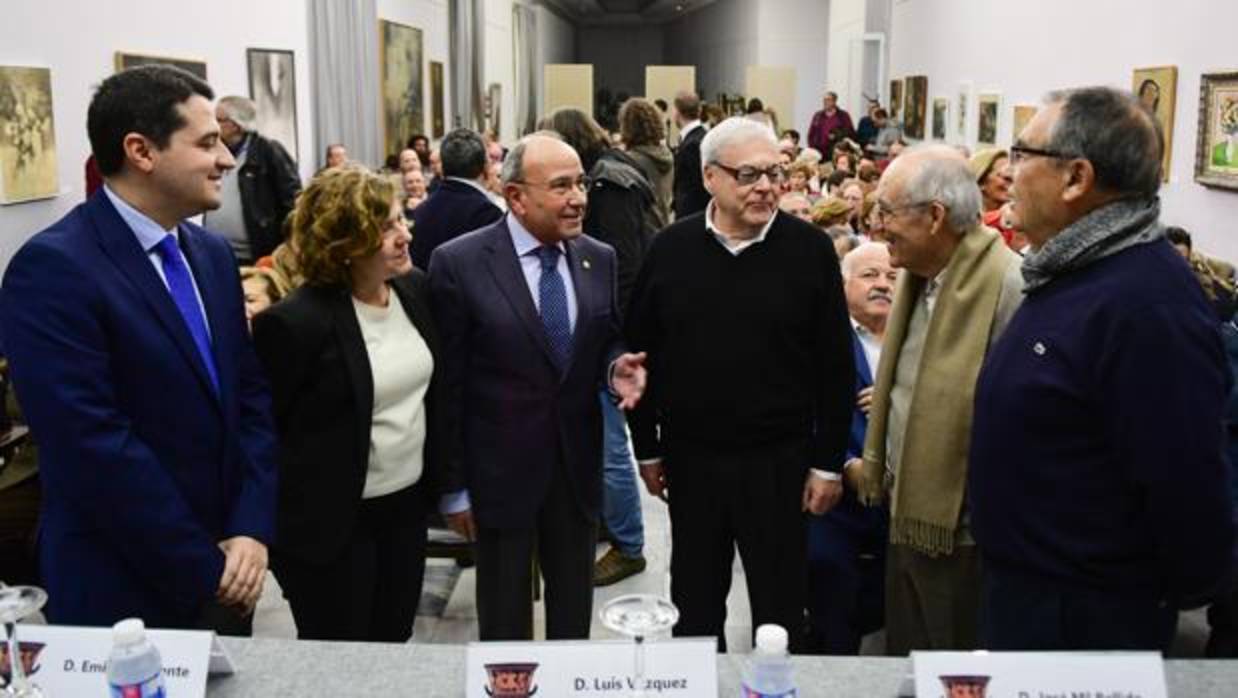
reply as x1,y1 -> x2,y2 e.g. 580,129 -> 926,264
106,618 -> 167,698
740,624 -> 798,697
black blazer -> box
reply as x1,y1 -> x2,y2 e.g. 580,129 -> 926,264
672,125 -> 710,219
409,179 -> 504,271
252,271 -> 441,564
237,132 -> 301,259
428,219 -> 625,530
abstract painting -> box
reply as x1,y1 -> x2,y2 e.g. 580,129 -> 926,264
379,20 -> 424,160
247,48 -> 298,161
1132,66 -> 1177,181
115,52 -> 207,80
0,65 -> 58,204
1195,71 -> 1238,190
956,82 -> 973,142
889,79 -> 903,121
430,61 -> 445,138
977,93 -> 1001,146
903,76 -> 927,140
931,97 -> 949,141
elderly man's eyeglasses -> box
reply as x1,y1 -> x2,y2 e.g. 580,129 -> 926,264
513,175 -> 592,196
1010,144 -> 1077,165
875,200 -> 933,224
711,163 -> 787,187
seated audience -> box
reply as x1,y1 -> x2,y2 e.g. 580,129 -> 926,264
239,266 -> 282,331
969,148 -> 1012,213
786,161 -> 818,199
252,167 -> 441,643
969,86 -> 1234,652
325,143 -> 348,169
779,191 -> 814,222
840,181 -> 866,234
1166,226 -> 1237,319
812,196 -> 853,230
855,99 -> 882,150
403,167 -> 428,213
398,148 -> 422,174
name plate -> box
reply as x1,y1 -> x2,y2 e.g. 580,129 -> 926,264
913,651 -> 1167,698
466,637 -> 716,697
2,623 -> 234,698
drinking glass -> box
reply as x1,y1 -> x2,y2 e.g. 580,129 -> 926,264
599,594 -> 679,698
0,584 -> 48,698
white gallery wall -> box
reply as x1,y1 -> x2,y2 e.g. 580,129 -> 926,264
889,0 -> 1238,261
756,0 -> 830,137
377,0 -> 452,139
663,0 -> 760,100
577,25 -> 666,100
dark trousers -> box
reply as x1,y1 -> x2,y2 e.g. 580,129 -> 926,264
805,494 -> 888,654
196,601 -> 254,637
0,475 -> 40,586
273,483 -> 428,642
665,437 -> 810,653
475,461 -> 596,641
981,563 -> 1177,651
885,543 -> 981,655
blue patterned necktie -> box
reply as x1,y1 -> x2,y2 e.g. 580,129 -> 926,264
535,245 -> 572,369
154,234 -> 219,395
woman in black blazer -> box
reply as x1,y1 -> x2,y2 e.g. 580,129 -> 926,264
252,167 -> 441,642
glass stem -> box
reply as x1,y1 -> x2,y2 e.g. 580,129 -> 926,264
632,635 -> 646,698
5,620 -> 26,690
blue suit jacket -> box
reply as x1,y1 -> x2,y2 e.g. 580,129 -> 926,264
409,179 -> 503,272
428,218 -> 625,529
0,191 -> 278,627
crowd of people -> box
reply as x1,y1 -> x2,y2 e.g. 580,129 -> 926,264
1,63 -> 1237,662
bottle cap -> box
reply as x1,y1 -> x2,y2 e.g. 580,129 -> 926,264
113,618 -> 147,646
754,624 -> 788,653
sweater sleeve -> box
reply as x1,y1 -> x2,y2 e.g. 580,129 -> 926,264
1099,302 -> 1235,607
623,241 -> 663,461
814,240 -> 857,472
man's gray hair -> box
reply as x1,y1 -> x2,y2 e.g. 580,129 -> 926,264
700,117 -> 778,168
499,130 -> 564,185
1042,86 -> 1163,198
841,241 -> 888,280
897,144 -> 982,232
217,96 -> 258,132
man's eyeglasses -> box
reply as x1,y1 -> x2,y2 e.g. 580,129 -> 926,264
1010,144 -> 1077,165
513,175 -> 592,196
711,163 -> 786,187
875,199 -> 934,225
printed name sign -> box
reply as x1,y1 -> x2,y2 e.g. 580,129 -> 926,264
466,637 -> 716,697
913,651 -> 1167,698
3,623 -> 233,698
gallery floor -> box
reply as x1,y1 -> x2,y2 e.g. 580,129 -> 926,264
250,482 -> 1214,657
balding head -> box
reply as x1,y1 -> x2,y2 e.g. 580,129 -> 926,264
879,144 -> 981,233
842,242 -> 896,333
502,132 -> 587,243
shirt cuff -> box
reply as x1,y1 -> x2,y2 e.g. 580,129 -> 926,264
439,490 -> 471,515
637,458 -> 662,466
810,468 -> 841,482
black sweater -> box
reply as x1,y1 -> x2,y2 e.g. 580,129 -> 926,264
624,211 -> 855,471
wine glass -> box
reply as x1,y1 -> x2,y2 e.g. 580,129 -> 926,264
0,584 -> 48,698
599,594 -> 679,698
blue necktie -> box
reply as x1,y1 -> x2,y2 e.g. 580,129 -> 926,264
535,245 -> 572,369
155,234 -> 220,395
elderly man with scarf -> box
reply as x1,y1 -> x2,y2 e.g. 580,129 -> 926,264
969,86 -> 1235,651
847,144 -> 1023,655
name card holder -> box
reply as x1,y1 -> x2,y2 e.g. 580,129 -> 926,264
913,650 -> 1167,698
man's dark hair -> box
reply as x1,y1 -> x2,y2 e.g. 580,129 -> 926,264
874,108 -> 888,119
1043,86 -> 1164,199
87,64 -> 214,177
654,98 -> 668,111
781,129 -> 800,144
537,108 -> 610,171
746,98 -> 765,114
407,134 -> 429,150
1165,226 -> 1192,251
439,128 -> 488,180
673,90 -> 701,119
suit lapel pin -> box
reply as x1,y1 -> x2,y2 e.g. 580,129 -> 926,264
582,258 -> 591,270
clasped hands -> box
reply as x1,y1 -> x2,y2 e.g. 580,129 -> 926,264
216,535 -> 267,616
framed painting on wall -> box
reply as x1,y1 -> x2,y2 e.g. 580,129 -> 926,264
1132,66 -> 1177,181
1195,71 -> 1238,191
247,48 -> 298,161
486,83 -> 502,137
1012,105 -> 1038,142
430,61 -> 445,139
0,65 -> 59,204
931,97 -> 949,141
977,93 -> 1001,147
889,78 -> 904,122
956,81 -> 973,143
379,19 -> 424,160
903,75 -> 927,140
115,51 -> 207,80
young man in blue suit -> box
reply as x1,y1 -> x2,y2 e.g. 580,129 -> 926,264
807,242 -> 896,654
0,65 -> 278,633
429,133 -> 647,640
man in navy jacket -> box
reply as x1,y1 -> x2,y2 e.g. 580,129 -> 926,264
0,65 -> 277,632
409,128 -> 503,271
970,86 -> 1234,651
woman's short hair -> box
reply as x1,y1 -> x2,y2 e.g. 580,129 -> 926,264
618,98 -> 665,149
239,266 -> 283,304
291,167 -> 397,288
811,197 -> 853,228
787,160 -> 816,182
537,107 -> 610,168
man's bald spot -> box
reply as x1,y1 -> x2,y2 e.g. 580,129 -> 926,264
841,241 -> 890,279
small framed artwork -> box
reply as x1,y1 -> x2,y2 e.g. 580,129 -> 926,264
430,61 -> 445,139
0,65 -> 59,204
931,97 -> 949,141
903,76 -> 928,140
1012,105 -> 1038,142
246,48 -> 298,161
1195,71 -> 1238,190
889,78 -> 904,121
115,51 -> 207,80
1132,66 -> 1177,181
956,81 -> 973,143
977,93 -> 1001,147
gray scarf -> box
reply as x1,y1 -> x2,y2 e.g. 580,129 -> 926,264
1021,197 -> 1165,292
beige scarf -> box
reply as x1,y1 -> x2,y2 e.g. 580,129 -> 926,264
859,225 -> 1017,556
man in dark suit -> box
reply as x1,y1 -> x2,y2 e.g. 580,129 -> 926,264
410,128 -> 504,271
671,91 -> 710,219
0,65 -> 278,632
428,133 -> 647,640
806,242 -> 895,654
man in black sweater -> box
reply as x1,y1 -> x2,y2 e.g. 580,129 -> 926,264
626,117 -> 855,652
